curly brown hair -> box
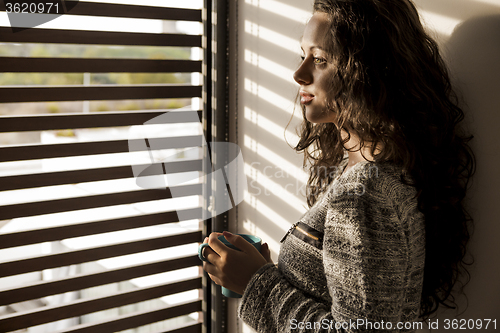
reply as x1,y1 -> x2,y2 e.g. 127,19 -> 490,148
293,0 -> 476,319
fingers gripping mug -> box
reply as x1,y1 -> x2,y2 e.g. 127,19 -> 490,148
198,234 -> 262,298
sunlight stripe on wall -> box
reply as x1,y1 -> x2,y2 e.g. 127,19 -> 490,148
245,0 -> 310,24
244,49 -> 296,83
244,78 -> 300,119
244,20 -> 301,53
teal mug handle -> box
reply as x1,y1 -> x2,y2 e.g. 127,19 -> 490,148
198,242 -> 211,262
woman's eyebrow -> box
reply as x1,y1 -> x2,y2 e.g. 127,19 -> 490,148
301,45 -> 324,51
310,46 -> 324,51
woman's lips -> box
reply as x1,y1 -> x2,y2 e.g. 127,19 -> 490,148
300,91 -> 314,104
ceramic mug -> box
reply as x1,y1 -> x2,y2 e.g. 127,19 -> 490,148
198,234 -> 262,298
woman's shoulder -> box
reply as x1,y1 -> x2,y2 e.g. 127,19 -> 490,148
330,160 -> 417,205
337,160 -> 400,185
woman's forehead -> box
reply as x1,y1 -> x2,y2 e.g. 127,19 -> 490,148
301,12 -> 330,51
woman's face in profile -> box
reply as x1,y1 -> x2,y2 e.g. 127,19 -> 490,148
294,12 -> 337,124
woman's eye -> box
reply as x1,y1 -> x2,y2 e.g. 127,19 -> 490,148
314,57 -> 326,64
300,55 -> 326,64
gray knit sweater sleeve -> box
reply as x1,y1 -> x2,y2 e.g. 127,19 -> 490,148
238,162 -> 426,332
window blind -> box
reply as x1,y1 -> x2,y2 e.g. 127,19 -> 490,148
0,2 -> 205,332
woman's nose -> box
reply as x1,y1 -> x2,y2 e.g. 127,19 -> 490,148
293,60 -> 312,85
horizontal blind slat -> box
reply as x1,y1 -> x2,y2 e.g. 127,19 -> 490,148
0,85 -> 202,103
56,300 -> 202,333
0,183 -> 202,220
0,135 -> 203,162
68,2 -> 202,21
0,208 -> 202,249
0,159 -> 202,191
0,230 -> 202,278
0,27 -> 202,47
155,321 -> 202,333
0,255 -> 201,306
0,57 -> 202,73
0,2 -> 202,21
0,110 -> 202,132
0,278 -> 202,332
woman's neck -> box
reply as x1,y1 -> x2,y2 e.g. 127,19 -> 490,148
341,129 -> 381,172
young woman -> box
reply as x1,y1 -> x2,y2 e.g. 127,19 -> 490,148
202,0 -> 475,331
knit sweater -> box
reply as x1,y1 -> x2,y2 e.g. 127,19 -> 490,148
238,161 -> 426,332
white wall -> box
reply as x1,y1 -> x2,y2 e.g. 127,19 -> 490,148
230,1 -> 312,331
413,0 -> 500,331
233,0 -> 500,332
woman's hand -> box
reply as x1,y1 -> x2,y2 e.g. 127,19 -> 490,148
202,231 -> 273,295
